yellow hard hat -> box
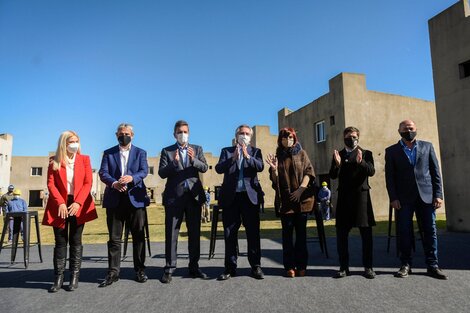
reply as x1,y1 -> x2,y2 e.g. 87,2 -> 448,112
13,188 -> 21,195
203,186 -> 209,190
321,182 -> 328,187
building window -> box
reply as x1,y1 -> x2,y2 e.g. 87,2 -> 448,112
31,167 -> 43,176
459,60 -> 470,79
315,121 -> 326,143
148,166 -> 154,175
329,115 -> 335,126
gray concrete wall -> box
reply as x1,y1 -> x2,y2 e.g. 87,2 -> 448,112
277,72 -> 441,218
251,125 -> 278,207
429,0 -> 470,231
10,156 -> 49,207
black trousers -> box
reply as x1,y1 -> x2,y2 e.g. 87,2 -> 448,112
223,192 -> 261,271
53,195 -> 84,250
164,192 -> 201,274
106,193 -> 146,274
336,226 -> 373,269
281,213 -> 308,271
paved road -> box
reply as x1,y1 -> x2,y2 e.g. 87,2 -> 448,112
1,233 -> 469,313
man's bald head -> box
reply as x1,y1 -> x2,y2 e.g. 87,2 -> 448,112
398,120 -> 417,132
398,119 -> 418,142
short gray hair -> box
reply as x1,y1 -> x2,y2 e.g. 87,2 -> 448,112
235,124 -> 253,137
116,123 -> 134,134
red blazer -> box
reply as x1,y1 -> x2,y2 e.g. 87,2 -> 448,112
43,154 -> 98,228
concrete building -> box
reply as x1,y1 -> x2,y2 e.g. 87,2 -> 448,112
0,134 -> 13,194
251,125 -> 278,207
10,156 -> 49,207
278,72 -> 442,218
429,0 -> 470,232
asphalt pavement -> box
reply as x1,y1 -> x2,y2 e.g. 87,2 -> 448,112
1,232 -> 469,313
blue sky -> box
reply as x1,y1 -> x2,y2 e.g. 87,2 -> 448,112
0,0 -> 458,168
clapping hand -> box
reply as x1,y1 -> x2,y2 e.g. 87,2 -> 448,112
356,149 -> 363,163
333,150 -> 341,166
187,146 -> 195,163
233,145 -> 240,161
265,154 -> 278,170
241,144 -> 249,159
173,150 -> 180,166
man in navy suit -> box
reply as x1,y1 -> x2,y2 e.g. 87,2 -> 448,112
385,119 -> 447,280
215,124 -> 265,280
98,123 -> 150,286
158,120 -> 208,283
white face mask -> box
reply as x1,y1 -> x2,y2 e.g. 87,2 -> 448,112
323,186 -> 327,190
67,142 -> 80,154
287,138 -> 294,148
238,134 -> 251,146
176,133 -> 189,145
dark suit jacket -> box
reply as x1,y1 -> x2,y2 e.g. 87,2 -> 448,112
158,143 -> 208,206
99,144 -> 149,209
329,147 -> 375,228
215,145 -> 264,207
385,140 -> 443,205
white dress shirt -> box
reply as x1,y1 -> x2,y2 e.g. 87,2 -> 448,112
119,144 -> 131,176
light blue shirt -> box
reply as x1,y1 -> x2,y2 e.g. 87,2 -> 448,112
400,139 -> 418,166
6,198 -> 28,213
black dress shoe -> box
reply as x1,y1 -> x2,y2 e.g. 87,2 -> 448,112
395,265 -> 411,278
98,273 -> 119,287
136,270 -> 148,283
217,269 -> 236,281
251,267 -> 264,280
161,272 -> 172,284
189,269 -> 208,280
427,267 -> 448,280
334,269 -> 350,279
364,268 -> 376,279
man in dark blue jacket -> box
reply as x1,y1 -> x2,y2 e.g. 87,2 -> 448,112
215,124 -> 265,280
385,119 -> 447,280
99,123 -> 149,286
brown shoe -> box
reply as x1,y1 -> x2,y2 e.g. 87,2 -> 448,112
286,269 -> 295,278
296,269 -> 306,277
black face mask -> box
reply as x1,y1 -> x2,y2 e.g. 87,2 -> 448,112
118,135 -> 132,146
400,131 -> 417,142
344,137 -> 358,149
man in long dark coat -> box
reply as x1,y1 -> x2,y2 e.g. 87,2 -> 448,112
330,126 -> 376,279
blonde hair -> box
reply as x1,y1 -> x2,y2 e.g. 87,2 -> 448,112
52,130 -> 80,171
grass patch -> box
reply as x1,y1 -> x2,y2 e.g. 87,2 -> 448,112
0,206 -> 447,245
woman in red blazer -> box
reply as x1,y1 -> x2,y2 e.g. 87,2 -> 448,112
43,130 -> 97,292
